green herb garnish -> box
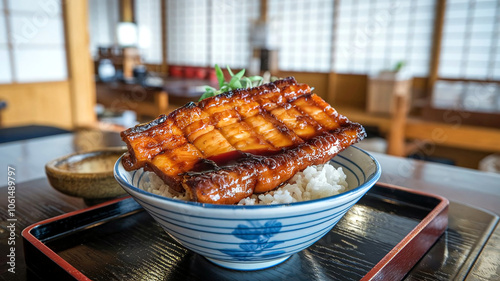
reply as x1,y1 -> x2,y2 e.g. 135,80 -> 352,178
199,64 -> 265,101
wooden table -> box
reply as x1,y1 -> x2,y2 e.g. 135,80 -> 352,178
0,132 -> 499,280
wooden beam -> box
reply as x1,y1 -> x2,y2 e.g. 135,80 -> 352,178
63,0 -> 97,127
337,105 -> 500,154
405,120 -> 500,153
436,77 -> 500,84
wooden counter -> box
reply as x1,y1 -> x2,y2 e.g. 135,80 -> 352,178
337,106 -> 500,154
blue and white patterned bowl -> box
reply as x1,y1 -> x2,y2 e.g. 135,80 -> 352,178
114,146 -> 381,270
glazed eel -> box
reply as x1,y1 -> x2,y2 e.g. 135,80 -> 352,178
121,77 -> 365,204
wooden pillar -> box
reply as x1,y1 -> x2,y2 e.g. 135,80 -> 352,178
64,0 -> 97,128
260,0 -> 267,23
120,0 -> 134,22
387,95 -> 409,157
327,73 -> 337,105
426,0 -> 446,104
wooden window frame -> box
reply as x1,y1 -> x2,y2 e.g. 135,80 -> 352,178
423,0 -> 500,128
1,0 -> 71,84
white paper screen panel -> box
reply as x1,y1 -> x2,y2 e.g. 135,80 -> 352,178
8,0 -> 61,13
334,0 -> 435,77
2,0 -> 67,83
438,0 -> 500,80
167,0 -> 259,68
166,0 -> 209,66
9,15 -> 65,46
135,0 -> 163,64
88,0 -> 120,59
210,1 -> 259,69
0,14 -> 7,45
268,0 -> 334,72
13,48 -> 67,82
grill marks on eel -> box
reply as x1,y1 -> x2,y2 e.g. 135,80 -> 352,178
121,77 -> 365,204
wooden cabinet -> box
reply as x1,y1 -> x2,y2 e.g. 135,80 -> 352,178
95,82 -> 169,119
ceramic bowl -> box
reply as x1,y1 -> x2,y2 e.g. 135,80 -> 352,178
46,147 -> 128,204
114,146 -> 381,270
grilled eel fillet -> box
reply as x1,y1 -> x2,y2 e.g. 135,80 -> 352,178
121,77 -> 365,204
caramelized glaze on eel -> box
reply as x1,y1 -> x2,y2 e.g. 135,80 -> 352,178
121,77 -> 365,204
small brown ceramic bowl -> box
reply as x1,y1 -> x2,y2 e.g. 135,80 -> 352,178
45,147 -> 128,204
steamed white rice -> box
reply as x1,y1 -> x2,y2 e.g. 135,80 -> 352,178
141,162 -> 348,205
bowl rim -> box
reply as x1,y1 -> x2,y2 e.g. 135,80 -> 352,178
114,146 -> 381,209
46,146 -> 128,177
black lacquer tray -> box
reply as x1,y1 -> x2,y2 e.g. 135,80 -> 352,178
22,183 -> 448,281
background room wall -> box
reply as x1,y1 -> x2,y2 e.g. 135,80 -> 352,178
0,0 -> 96,129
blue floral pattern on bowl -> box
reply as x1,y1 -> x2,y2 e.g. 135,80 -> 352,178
219,220 -> 285,260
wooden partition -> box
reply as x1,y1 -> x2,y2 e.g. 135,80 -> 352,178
64,0 -> 97,128
0,82 -> 73,128
0,0 -> 96,129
